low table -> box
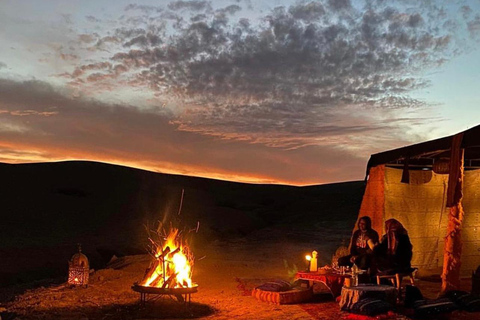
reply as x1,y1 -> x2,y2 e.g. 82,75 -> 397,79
339,284 -> 397,311
295,271 -> 351,298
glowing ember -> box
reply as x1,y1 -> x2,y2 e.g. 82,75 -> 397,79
140,227 -> 195,289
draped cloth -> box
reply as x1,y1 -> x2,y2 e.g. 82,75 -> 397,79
441,133 -> 465,293
339,284 -> 396,311
357,165 -> 386,241
385,219 -> 408,255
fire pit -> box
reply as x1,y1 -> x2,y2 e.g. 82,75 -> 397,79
132,283 -> 198,305
133,226 -> 197,305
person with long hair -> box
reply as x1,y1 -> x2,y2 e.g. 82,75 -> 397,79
374,218 -> 413,275
338,216 -> 379,270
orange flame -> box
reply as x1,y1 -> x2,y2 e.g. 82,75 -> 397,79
140,228 -> 194,288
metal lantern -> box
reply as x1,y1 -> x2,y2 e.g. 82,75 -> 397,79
68,244 -> 89,286
433,158 -> 450,174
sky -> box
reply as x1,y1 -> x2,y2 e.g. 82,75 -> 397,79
1,0 -> 480,185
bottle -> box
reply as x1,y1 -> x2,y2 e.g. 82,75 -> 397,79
352,263 -> 358,286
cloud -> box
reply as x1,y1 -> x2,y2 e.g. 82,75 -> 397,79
3,1 -> 475,184
85,15 -> 101,23
4,109 -> 58,117
1,78 -> 382,184
468,14 -> 480,38
0,62 -> 7,69
78,34 -> 97,44
59,0 -> 474,149
167,1 -> 212,12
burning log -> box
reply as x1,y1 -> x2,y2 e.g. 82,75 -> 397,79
133,218 -> 199,306
149,274 -> 163,287
162,273 -> 179,289
167,247 -> 181,259
137,227 -> 195,290
143,260 -> 160,281
158,246 -> 171,260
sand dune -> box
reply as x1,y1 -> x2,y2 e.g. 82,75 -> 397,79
1,161 -> 479,319
0,161 -> 363,287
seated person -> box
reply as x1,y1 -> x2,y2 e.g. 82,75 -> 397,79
338,216 -> 379,270
374,218 -> 413,275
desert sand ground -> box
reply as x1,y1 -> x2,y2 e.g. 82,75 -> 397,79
1,163 -> 478,320
1,236 -> 479,320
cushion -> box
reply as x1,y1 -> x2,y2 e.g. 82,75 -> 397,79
349,298 -> 394,316
252,287 -> 313,305
413,298 -> 457,318
443,290 -> 480,312
443,290 -> 469,301
255,279 -> 291,292
453,294 -> 480,312
404,285 -> 424,308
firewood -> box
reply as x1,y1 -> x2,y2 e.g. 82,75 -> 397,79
142,260 -> 160,281
149,274 -> 163,287
158,246 -> 171,259
167,247 -> 180,259
161,273 -> 178,288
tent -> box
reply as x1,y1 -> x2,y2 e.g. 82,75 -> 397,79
357,124 -> 480,292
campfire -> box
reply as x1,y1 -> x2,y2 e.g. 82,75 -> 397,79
140,227 -> 195,289
132,225 -> 198,304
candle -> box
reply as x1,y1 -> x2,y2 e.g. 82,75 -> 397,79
305,254 -> 311,272
310,251 -> 318,272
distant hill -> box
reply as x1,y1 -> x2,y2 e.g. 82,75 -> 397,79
0,161 -> 365,287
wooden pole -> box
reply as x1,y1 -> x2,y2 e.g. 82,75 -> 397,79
441,133 -> 465,293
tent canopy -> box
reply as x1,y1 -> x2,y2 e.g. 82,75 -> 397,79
366,124 -> 480,176
358,124 -> 480,283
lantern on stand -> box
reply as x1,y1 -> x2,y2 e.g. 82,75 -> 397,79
305,250 -> 318,272
68,244 -> 89,286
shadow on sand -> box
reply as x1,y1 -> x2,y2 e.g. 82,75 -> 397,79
2,300 -> 216,319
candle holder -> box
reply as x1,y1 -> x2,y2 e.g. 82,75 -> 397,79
310,251 -> 318,272
305,255 -> 311,272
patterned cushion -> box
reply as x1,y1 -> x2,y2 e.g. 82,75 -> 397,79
255,279 -> 291,292
453,294 -> 480,312
414,298 -> 457,317
252,287 -> 313,305
404,285 -> 424,308
349,298 -> 394,316
443,290 -> 480,312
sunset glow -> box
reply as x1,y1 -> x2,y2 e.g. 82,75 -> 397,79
1,0 -> 479,184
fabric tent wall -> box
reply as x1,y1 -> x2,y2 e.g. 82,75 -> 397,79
384,167 -> 449,271
462,170 -> 480,273
358,166 -> 480,275
358,165 -> 385,235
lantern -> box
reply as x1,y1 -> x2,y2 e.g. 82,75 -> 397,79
433,158 -> 450,174
310,251 -> 318,272
305,254 -> 311,272
68,244 -> 89,286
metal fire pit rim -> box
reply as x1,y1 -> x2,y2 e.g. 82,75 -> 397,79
131,283 -> 198,295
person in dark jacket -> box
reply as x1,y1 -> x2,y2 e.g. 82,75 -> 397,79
374,218 -> 413,275
338,216 -> 379,270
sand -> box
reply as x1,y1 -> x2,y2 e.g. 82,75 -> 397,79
1,238 -> 479,320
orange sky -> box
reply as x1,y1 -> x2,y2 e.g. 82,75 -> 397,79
1,0 -> 479,185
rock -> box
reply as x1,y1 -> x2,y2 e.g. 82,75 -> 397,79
109,255 -> 118,264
